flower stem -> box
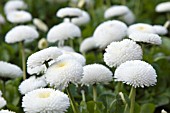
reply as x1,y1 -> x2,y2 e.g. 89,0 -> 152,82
93,84 -> 97,111
81,90 -> 86,102
19,41 -> 26,80
66,87 -> 79,113
129,86 -> 136,113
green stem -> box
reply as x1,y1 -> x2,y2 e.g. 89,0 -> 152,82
115,82 -> 122,94
19,41 -> 26,80
129,87 -> 136,113
69,39 -> 74,48
93,84 -> 97,111
166,13 -> 170,21
66,87 -> 79,113
81,90 -> 86,102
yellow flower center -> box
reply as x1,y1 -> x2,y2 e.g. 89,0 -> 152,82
15,13 -> 24,18
57,62 -> 67,68
137,26 -> 145,31
38,92 -> 51,98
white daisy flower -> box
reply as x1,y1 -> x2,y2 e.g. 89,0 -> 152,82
22,88 -> 70,113
128,23 -> 155,35
153,25 -> 168,35
27,65 -> 46,75
80,37 -> 97,53
33,18 -> 48,32
0,14 -> 5,24
47,22 -> 81,43
27,47 -> 62,69
0,110 -> 15,113
71,11 -> 90,26
38,38 -> 48,50
104,39 -> 143,67
129,32 -> 162,45
122,10 -> 135,25
5,25 -> 39,44
114,60 -> 157,88
56,7 -> 82,18
7,11 -> 32,24
93,20 -> 127,49
104,5 -> 129,19
58,46 -> 75,52
0,94 -> 6,109
81,64 -> 113,85
0,61 -> 22,79
19,76 -> 47,95
4,0 -> 27,14
45,59 -> 83,90
161,109 -> 167,113
57,51 -> 86,65
155,2 -> 170,13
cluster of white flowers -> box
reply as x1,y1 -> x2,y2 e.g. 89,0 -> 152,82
0,110 -> 16,113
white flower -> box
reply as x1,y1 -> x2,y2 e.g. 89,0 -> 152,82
0,61 -> 22,79
38,38 -> 48,50
129,32 -> 162,45
128,23 -> 155,35
5,25 -> 39,43
22,88 -> 70,113
27,47 -> 62,69
122,10 -> 135,25
114,60 -> 157,88
45,59 -> 83,90
57,51 -> 86,65
4,0 -> 27,14
7,11 -> 32,24
93,20 -> 127,49
71,11 -> 90,26
161,109 -> 167,113
58,46 -> 75,52
0,14 -> 5,24
0,110 -> 15,113
153,25 -> 168,35
104,39 -> 143,67
104,5 -> 129,19
27,65 -> 46,75
0,97 -> 6,109
81,64 -> 113,85
80,37 -> 97,53
155,2 -> 170,12
56,7 -> 82,18
33,18 -> 48,32
19,76 -> 47,95
47,22 -> 81,43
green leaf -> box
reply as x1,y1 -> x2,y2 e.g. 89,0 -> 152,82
140,103 -> 155,113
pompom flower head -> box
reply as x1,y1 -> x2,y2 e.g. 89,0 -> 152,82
4,0 -> 27,14
0,14 -> 5,24
0,110 -> 15,113
80,37 -> 97,53
104,39 -> 143,67
114,60 -> 157,88
81,64 -> 113,85
104,5 -> 129,19
155,2 -> 170,13
129,32 -> 162,45
5,25 -> 39,43
19,76 -> 47,95
128,23 -> 155,35
33,18 -> 48,32
56,7 -> 82,18
27,47 -> 62,69
38,38 -> 48,50
153,25 -> 168,35
45,59 -> 83,90
0,91 -> 6,109
7,11 -> 32,24
71,11 -> 90,26
47,22 -> 81,43
93,20 -> 127,49
0,61 -> 22,79
22,88 -> 70,113
122,10 -> 135,25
